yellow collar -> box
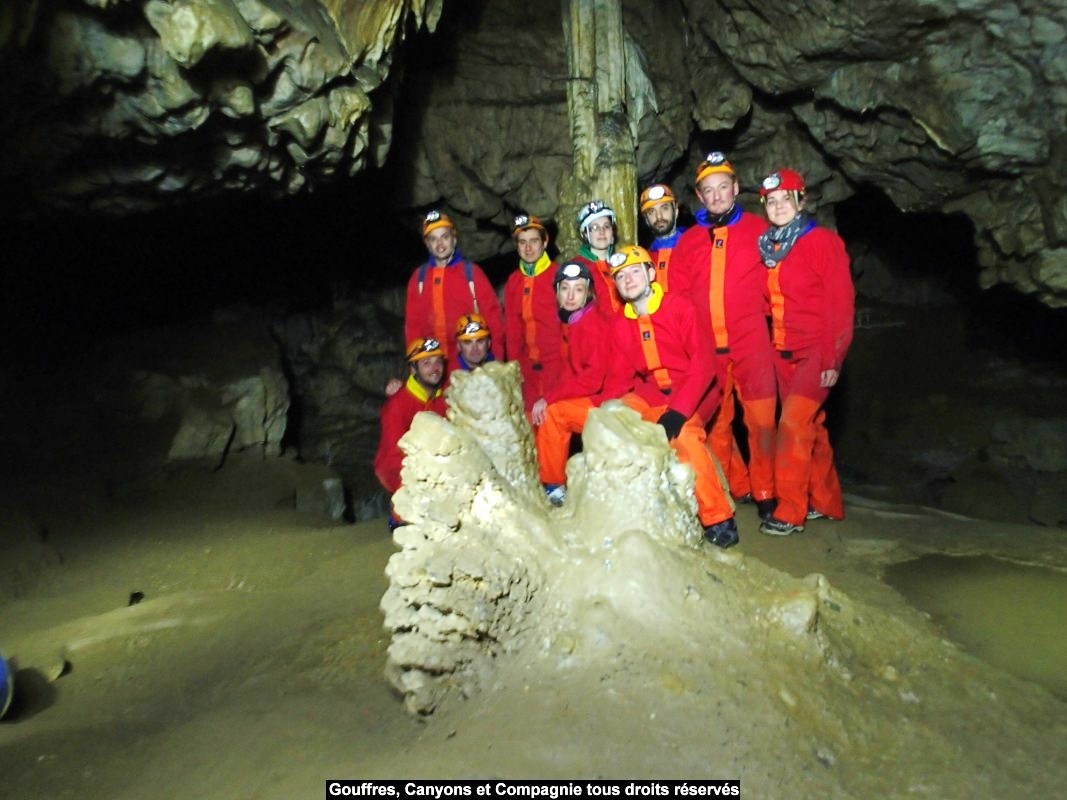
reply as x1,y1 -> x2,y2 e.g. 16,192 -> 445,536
624,282 -> 664,319
406,373 -> 442,403
521,250 -> 553,277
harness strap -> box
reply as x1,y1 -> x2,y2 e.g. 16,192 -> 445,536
599,260 -> 622,313
417,260 -> 479,342
654,247 -> 672,293
767,251 -> 787,350
637,316 -> 673,391
431,268 -> 447,348
522,277 -> 540,364
709,227 -> 729,349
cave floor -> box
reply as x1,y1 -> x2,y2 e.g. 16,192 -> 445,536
1,452 -> 1065,796
1,307 -> 1066,797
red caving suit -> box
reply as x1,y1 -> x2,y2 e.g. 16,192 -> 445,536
373,375 -> 447,496
670,207 -> 777,503
766,224 -> 854,525
603,284 -> 733,526
535,302 -> 612,486
404,253 -> 504,372
504,252 -> 565,415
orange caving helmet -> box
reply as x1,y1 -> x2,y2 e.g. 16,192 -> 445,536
694,151 -> 736,184
639,183 -> 676,212
759,169 -> 806,196
607,245 -> 654,277
421,210 -> 455,237
406,337 -> 445,363
512,213 -> 549,241
455,313 -> 491,341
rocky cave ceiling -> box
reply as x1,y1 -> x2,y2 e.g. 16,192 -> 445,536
1,0 -> 1065,306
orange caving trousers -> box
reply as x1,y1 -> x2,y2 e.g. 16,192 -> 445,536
774,350 -> 844,526
536,397 -> 595,486
708,362 -> 750,499
708,361 -> 777,502
622,394 -> 734,526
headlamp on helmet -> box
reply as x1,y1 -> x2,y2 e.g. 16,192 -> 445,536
639,183 -> 676,212
422,210 -> 455,238
455,313 -> 491,341
695,151 -> 736,184
512,213 -> 548,240
554,259 -> 593,289
759,168 -> 806,197
607,245 -> 653,277
576,199 -> 616,235
406,337 -> 445,362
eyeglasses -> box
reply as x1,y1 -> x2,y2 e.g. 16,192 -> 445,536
587,223 -> 612,234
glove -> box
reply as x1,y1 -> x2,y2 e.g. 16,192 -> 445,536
657,409 -> 687,441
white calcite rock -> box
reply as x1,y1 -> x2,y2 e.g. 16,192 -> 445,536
382,363 -> 773,713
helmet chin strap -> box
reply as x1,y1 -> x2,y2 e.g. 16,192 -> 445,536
707,202 -> 737,228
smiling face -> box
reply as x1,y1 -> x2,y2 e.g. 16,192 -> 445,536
763,189 -> 802,227
423,227 -> 457,265
583,218 -> 615,254
643,202 -> 677,237
515,229 -> 547,264
412,355 -> 445,389
612,263 -> 654,303
695,173 -> 739,217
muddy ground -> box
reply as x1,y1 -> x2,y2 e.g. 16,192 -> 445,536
1,308 -> 1065,797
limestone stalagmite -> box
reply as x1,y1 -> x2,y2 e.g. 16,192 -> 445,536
377,362 -> 1066,797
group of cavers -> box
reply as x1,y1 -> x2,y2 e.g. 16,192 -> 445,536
373,151 -> 855,549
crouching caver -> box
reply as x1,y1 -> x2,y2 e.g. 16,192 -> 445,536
602,245 -> 738,548
532,260 -> 612,507
373,337 -> 448,529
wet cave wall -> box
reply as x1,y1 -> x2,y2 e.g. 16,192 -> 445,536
2,0 -> 1067,524
3,0 -> 1066,303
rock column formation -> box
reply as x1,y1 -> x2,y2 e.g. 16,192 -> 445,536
559,0 -> 639,253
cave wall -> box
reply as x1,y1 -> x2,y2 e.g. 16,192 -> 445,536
0,0 -> 440,211
2,0 -> 1065,306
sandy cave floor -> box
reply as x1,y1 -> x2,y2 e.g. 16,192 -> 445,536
2,314 -> 1067,797
2,456 -> 1067,796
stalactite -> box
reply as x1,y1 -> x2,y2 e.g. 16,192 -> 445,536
559,0 -> 638,255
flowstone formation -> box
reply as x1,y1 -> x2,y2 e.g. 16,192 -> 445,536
380,361 -> 705,713
380,364 -> 1067,793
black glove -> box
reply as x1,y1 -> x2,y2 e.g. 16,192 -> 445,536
657,409 -> 687,441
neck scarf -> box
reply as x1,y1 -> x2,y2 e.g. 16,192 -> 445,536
624,281 -> 665,319
406,373 -> 442,403
579,242 -> 613,262
758,214 -> 814,268
520,250 -> 552,278
559,300 -> 596,324
424,248 -> 465,269
652,227 -> 685,250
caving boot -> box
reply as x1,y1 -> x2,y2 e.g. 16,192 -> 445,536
704,517 -> 740,549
